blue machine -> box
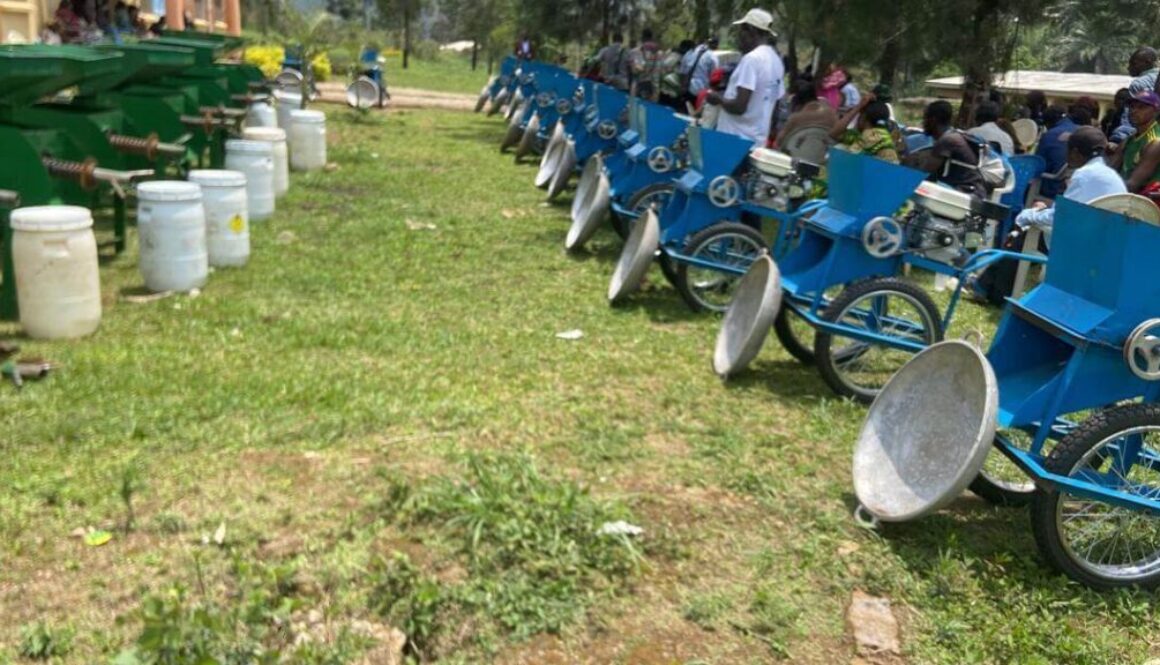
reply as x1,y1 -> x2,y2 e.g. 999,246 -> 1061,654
345,46 -> 389,109
567,97 -> 692,244
654,124 -> 826,312
274,44 -> 319,100
853,194 -> 1160,590
482,57 -> 519,115
715,149 -> 1039,403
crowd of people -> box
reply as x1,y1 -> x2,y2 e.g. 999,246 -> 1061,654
569,9 -> 1160,300
43,0 -> 174,44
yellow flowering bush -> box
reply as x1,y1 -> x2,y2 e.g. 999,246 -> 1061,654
244,46 -> 332,81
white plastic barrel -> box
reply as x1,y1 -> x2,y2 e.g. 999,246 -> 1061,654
242,127 -> 289,198
289,109 -> 327,172
188,170 -> 250,268
224,139 -> 275,221
245,100 -> 277,129
136,181 -> 208,293
275,90 -> 302,131
10,205 -> 101,339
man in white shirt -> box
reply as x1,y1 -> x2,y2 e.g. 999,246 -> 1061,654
967,101 -> 1015,155
706,8 -> 784,146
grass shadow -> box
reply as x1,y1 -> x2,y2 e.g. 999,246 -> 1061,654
723,360 -> 831,402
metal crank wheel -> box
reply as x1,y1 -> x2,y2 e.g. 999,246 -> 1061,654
861,216 -> 905,258
612,183 -> 676,240
1031,403 -> 1160,590
813,277 -> 943,403
647,146 -> 674,173
1125,319 -> 1160,381
708,176 -> 741,208
674,222 -> 768,313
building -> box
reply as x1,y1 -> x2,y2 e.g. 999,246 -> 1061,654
927,70 -> 1133,117
0,0 -> 240,43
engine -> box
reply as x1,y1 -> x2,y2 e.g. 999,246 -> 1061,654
743,148 -> 819,212
898,207 -> 988,266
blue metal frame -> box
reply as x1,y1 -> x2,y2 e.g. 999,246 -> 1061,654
983,197 -> 1160,512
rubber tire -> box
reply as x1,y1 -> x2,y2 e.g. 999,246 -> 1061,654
773,306 -> 815,366
674,222 -> 768,314
968,443 -> 1036,507
1030,403 -> 1160,590
814,277 -> 943,404
612,183 -> 676,241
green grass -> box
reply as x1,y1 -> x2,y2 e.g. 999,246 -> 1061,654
2,105 -> 1159,663
383,52 -> 492,95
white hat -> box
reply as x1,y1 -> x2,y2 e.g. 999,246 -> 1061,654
732,8 -> 777,37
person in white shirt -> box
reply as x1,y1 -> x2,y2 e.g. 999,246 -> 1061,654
968,101 -> 1015,155
705,8 -> 784,146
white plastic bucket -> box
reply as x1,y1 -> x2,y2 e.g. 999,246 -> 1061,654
224,139 -> 275,221
242,127 -> 290,198
136,181 -> 208,293
275,90 -> 303,131
245,100 -> 277,129
10,205 -> 101,339
188,169 -> 250,268
289,109 -> 327,172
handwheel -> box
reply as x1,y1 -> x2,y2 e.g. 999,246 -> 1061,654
674,222 -> 768,313
1031,403 -> 1160,590
814,277 -> 943,403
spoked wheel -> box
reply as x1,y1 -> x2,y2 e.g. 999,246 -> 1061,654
1031,403 -> 1160,590
773,306 -> 816,365
970,429 -> 1039,507
813,277 -> 943,404
674,222 -> 767,313
613,183 -> 676,240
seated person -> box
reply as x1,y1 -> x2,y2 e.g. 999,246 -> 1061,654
904,100 -> 987,199
1035,104 -> 1088,197
1016,126 -> 1126,231
970,127 -> 1126,304
830,94 -> 899,163
1109,91 -> 1160,199
775,82 -> 838,147
968,101 -> 1014,155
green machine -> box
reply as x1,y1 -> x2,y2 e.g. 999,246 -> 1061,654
95,42 -> 244,169
0,189 -> 19,320
147,34 -> 267,108
0,47 -> 154,271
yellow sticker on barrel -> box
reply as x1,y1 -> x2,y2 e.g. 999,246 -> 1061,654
229,214 -> 246,234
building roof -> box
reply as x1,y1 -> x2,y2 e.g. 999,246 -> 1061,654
926,70 -> 1133,102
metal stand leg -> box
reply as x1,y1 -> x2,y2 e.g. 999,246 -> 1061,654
1,211 -> 17,321
1012,226 -> 1043,298
114,195 -> 126,255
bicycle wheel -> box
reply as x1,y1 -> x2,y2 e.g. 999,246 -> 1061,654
814,277 -> 943,403
674,222 -> 767,313
1031,403 -> 1160,590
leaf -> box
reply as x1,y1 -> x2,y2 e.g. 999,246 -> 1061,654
85,530 -> 113,547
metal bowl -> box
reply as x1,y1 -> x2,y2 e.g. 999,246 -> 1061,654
535,123 -> 565,188
566,169 -> 610,250
547,139 -> 577,201
713,254 -> 781,378
608,208 -> 660,302
571,155 -> 602,223
852,340 -> 998,522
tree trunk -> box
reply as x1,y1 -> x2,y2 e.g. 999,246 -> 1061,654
877,34 -> 901,87
785,27 -> 798,81
471,39 -> 478,70
694,0 -> 710,38
601,0 -> 610,44
956,0 -> 1000,127
403,3 -> 411,70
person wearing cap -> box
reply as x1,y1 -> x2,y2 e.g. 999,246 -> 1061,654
1112,47 -> 1159,143
705,8 -> 785,146
1110,90 -> 1160,196
969,126 -> 1126,304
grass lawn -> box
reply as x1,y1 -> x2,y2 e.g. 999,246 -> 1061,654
384,52 -> 493,95
1,106 -> 1158,664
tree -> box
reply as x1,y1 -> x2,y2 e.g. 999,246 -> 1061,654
1048,0 -> 1160,74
